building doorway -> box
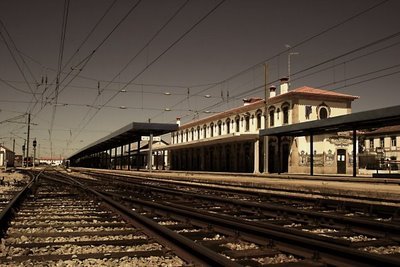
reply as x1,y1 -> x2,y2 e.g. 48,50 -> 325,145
337,149 -> 346,174
282,143 -> 290,173
268,144 -> 276,173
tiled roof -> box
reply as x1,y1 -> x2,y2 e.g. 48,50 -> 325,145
268,86 -> 359,103
179,99 -> 265,129
362,125 -> 400,136
291,86 -> 359,99
179,86 -> 358,129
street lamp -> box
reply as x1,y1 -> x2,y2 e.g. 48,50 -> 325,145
33,138 -> 37,168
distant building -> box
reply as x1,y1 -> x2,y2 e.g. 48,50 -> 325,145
360,125 -> 400,171
39,157 -> 64,166
168,79 -> 359,174
0,145 -> 15,168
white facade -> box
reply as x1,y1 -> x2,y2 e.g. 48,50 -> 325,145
361,125 -> 400,172
39,158 -> 63,166
0,145 -> 15,168
169,80 -> 359,174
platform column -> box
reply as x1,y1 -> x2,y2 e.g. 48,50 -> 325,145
108,149 -> 112,169
310,134 -> 314,176
277,137 -> 281,174
162,150 -> 165,170
254,138 -> 260,174
128,143 -> 131,170
353,129 -> 357,177
114,147 -> 118,170
137,138 -> 141,171
120,145 -> 123,170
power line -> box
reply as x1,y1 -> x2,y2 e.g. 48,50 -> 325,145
67,0 -> 226,149
0,19 -> 38,100
50,0 -> 70,163
38,0 -> 117,102
150,0 -> 390,121
70,0 -> 190,140
38,0 -> 143,113
292,39 -> 400,84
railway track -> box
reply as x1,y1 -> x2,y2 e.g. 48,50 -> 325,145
50,169 -> 400,266
0,171 -> 236,266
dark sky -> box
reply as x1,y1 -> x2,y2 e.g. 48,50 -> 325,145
1,0 -> 399,158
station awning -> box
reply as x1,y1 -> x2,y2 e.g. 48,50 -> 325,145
68,122 -> 178,160
166,132 -> 258,150
260,105 -> 400,137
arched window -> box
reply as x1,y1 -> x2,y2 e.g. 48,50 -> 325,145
197,126 -> 200,140
226,118 -> 231,134
269,106 -> 275,127
191,128 -> 194,141
281,102 -> 290,125
245,113 -> 250,131
210,123 -> 214,137
217,120 -> 222,135
256,110 -> 262,129
203,124 -> 207,138
317,103 -> 330,120
235,116 -> 240,132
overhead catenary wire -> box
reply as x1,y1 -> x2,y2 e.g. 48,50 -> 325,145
67,0 -> 226,147
39,0 -> 118,102
0,19 -> 38,101
37,0 -> 143,115
49,0 -> 70,163
69,0 -> 190,141
149,0 -> 390,121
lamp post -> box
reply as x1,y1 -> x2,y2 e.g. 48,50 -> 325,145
33,138 -> 37,168
26,113 -> 31,167
22,142 -> 25,168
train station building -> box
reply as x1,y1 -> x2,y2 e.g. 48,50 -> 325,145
0,145 -> 15,168
168,79 -> 359,174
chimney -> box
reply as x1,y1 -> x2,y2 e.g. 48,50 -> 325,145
243,98 -> 250,106
269,85 -> 276,98
280,77 -> 289,94
176,117 -> 181,127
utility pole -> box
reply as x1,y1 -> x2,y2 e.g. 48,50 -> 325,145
264,63 -> 269,174
22,141 -> 25,168
26,113 -> 31,167
33,138 -> 37,168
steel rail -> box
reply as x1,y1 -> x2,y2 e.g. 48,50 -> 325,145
39,172 -> 241,267
0,170 -> 41,238
102,190 -> 400,267
83,172 -> 400,235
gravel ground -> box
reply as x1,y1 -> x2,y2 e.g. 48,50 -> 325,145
360,245 -> 400,255
0,256 -> 185,266
253,253 -> 300,264
4,234 -> 148,245
0,171 -> 28,194
221,241 -> 259,250
1,243 -> 163,257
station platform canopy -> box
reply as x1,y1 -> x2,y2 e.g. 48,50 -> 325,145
259,105 -> 400,177
68,122 -> 178,161
260,105 -> 400,137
